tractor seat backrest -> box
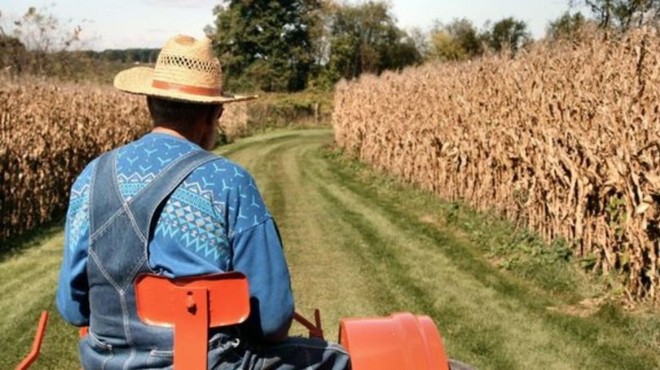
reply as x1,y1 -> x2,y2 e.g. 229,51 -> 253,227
135,272 -> 250,370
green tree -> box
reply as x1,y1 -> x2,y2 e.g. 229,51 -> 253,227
428,18 -> 483,61
483,17 -> 531,54
0,6 -> 83,76
0,11 -> 27,72
571,0 -> 660,30
407,27 -> 430,58
0,34 -> 27,73
207,0 -> 321,92
10,6 -> 81,53
428,30 -> 466,61
547,11 -> 587,40
324,1 -> 421,82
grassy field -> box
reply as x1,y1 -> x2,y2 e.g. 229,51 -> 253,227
2,129 -> 659,369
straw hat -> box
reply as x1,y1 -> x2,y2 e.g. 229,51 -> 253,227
114,35 -> 255,104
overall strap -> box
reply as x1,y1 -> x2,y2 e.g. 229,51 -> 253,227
89,149 -> 217,243
89,150 -> 123,236
125,149 -> 217,243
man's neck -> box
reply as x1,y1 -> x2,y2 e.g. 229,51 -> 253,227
151,126 -> 199,145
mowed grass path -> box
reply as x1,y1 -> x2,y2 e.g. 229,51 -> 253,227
2,129 -> 659,369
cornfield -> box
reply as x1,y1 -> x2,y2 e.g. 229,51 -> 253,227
333,28 -> 660,303
0,75 -> 247,243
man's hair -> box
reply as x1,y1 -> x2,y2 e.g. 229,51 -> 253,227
147,96 -> 219,131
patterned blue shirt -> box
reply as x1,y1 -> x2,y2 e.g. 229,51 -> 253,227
56,132 -> 294,338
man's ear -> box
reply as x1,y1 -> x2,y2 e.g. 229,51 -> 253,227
205,104 -> 223,126
214,104 -> 224,120
146,97 -> 154,115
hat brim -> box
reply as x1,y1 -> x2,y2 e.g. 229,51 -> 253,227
114,67 -> 257,104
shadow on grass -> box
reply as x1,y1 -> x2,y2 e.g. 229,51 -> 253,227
0,218 -> 64,263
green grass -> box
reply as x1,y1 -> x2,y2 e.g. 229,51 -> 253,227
1,230 -> 81,369
2,129 -> 659,369
312,145 -> 660,369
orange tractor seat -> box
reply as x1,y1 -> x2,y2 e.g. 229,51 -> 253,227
134,272 -> 250,370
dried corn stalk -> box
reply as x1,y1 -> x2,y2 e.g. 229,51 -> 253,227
332,28 -> 660,304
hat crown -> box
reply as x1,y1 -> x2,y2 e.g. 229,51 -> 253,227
152,35 -> 222,91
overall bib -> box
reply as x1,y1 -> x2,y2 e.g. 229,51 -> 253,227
79,148 -> 227,369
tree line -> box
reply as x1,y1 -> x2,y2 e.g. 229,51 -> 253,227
207,0 -> 660,93
2,1 -> 660,88
84,49 -> 160,64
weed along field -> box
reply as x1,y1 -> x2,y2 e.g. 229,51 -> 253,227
2,130 -> 660,369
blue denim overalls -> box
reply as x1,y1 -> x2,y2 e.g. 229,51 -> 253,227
80,148 -> 219,369
79,147 -> 351,370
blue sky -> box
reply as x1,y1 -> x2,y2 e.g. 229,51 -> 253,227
2,1 -> 575,50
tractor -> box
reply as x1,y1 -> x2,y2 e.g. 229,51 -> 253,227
17,272 -> 473,370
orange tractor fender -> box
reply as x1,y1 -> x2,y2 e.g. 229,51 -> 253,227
339,313 -> 449,370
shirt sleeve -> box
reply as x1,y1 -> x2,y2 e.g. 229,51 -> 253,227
231,217 -> 294,340
227,168 -> 294,341
56,162 -> 95,326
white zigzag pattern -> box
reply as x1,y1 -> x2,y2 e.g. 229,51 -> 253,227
70,183 -> 90,200
156,218 -> 227,262
155,201 -> 230,262
180,180 -> 215,199
68,184 -> 90,252
177,180 -> 226,216
117,173 -> 157,184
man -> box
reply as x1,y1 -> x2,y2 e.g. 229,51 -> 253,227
56,34 -> 350,370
